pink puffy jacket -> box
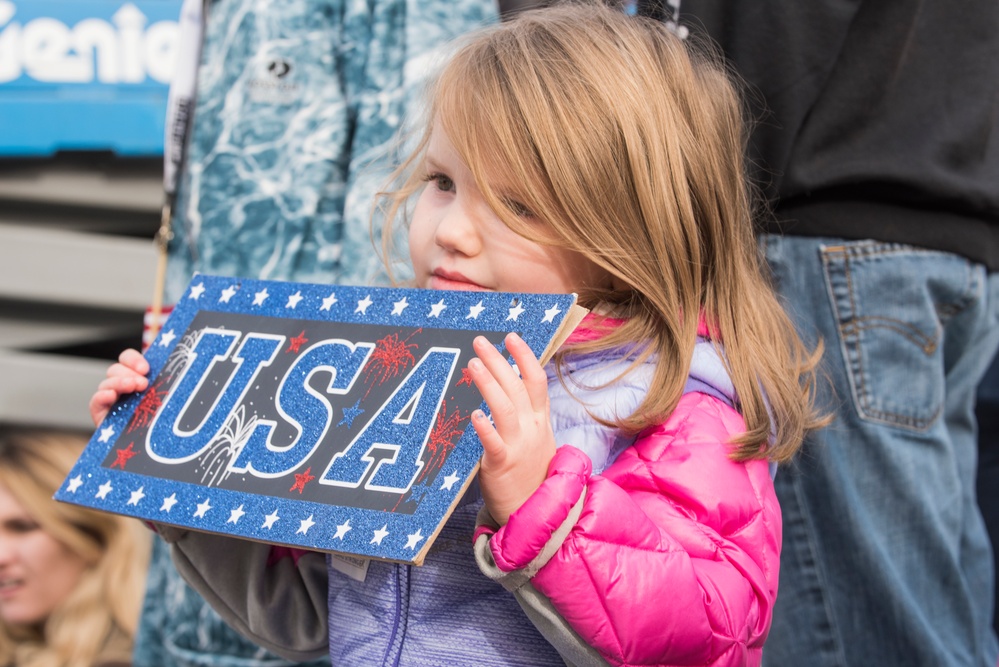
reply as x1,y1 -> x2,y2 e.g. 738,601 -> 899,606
476,390 -> 780,666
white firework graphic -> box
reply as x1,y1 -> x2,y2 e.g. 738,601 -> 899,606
197,404 -> 258,487
163,329 -> 202,378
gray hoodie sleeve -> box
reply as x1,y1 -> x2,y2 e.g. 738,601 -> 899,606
473,500 -> 608,667
155,523 -> 330,662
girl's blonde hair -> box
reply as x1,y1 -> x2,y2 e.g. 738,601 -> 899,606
382,2 -> 825,461
0,428 -> 151,667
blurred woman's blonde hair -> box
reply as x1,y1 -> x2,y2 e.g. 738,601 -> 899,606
0,428 -> 150,667
380,2 -> 825,461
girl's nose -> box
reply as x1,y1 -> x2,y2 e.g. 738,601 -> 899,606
434,199 -> 483,257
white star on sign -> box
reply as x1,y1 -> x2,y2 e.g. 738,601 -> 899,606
262,510 -> 280,529
253,288 -> 270,306
507,302 -> 526,321
95,481 -> 113,499
355,295 -> 373,315
428,299 -> 447,318
160,493 -> 178,512
127,486 -> 145,506
219,285 -> 237,303
334,520 -> 352,540
405,529 -> 425,550
158,329 -> 177,347
542,304 -> 562,323
440,471 -> 461,491
228,505 -> 245,524
321,292 -> 338,311
371,525 -> 389,545
286,291 -> 304,309
194,499 -> 212,518
98,426 -> 115,443
391,297 -> 409,315
66,475 -> 83,493
297,515 -> 316,535
467,301 -> 485,319
189,283 -> 206,300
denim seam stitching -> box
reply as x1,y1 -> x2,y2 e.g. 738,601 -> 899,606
843,243 -> 953,260
787,466 -> 849,663
840,317 -> 937,354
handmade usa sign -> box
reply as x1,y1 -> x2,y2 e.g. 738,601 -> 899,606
55,274 -> 584,564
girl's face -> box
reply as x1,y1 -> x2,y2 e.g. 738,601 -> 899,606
0,483 -> 88,628
409,125 -> 608,294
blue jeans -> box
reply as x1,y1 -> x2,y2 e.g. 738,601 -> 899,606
977,354 -> 999,640
760,235 -> 999,667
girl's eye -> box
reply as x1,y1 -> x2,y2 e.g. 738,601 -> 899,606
503,198 -> 534,218
424,172 -> 455,193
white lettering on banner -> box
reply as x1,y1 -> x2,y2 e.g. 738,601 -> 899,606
0,1 -> 178,84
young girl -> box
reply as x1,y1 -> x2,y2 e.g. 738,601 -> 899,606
90,4 -> 823,665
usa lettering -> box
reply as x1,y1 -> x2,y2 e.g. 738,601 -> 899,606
146,329 -> 461,493
323,348 -> 459,493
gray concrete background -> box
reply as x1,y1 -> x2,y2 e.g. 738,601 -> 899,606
0,153 -> 160,430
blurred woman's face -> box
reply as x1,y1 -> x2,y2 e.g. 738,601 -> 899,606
0,483 -> 88,627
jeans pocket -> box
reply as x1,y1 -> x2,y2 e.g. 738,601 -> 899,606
820,241 -> 979,431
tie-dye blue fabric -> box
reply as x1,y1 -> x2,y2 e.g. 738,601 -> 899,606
165,0 -> 498,302
141,1 -> 497,665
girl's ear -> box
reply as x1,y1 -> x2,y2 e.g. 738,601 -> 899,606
610,273 -> 630,292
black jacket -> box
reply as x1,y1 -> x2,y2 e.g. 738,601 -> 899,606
658,0 -> 999,269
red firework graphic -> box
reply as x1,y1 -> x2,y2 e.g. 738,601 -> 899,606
362,329 -> 421,392
457,367 -> 474,387
127,383 -> 167,433
417,399 -> 468,484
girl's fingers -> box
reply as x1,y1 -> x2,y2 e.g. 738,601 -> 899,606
467,334 -> 551,443
99,373 -> 148,394
471,335 -> 542,411
469,335 -> 555,525
106,363 -> 141,380
90,350 -> 149,427
468,357 -> 521,440
504,333 -> 548,411
118,348 -> 149,374
470,409 -> 506,461
89,389 -> 118,426
472,337 -> 533,401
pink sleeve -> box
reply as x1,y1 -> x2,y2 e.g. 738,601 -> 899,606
479,393 -> 781,667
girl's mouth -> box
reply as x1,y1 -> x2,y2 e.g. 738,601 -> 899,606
430,271 -> 489,292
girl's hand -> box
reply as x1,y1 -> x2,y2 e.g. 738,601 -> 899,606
89,348 -> 150,426
468,333 -> 556,525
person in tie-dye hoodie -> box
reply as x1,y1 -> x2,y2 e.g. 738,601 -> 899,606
137,1 -> 497,665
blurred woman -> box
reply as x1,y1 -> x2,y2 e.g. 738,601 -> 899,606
0,427 -> 150,667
